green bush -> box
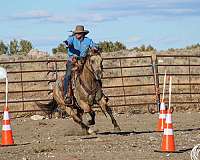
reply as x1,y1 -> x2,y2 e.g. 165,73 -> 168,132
186,43 -> 200,50
130,44 -> 156,52
52,43 -> 66,54
0,41 -> 8,55
98,41 -> 126,52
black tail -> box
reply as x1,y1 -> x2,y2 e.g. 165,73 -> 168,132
35,99 -> 58,114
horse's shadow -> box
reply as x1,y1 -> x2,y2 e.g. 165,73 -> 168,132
97,130 -> 156,136
97,128 -> 199,154
174,127 -> 200,132
154,148 -> 193,153
97,127 -> 200,136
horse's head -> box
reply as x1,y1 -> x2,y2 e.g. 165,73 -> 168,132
85,52 -> 103,80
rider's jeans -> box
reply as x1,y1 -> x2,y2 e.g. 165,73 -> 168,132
64,60 -> 72,97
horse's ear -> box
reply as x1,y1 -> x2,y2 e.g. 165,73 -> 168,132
90,47 -> 101,56
97,46 -> 102,53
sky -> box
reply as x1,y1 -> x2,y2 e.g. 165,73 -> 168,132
0,0 -> 200,53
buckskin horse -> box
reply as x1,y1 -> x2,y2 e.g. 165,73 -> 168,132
37,51 -> 120,134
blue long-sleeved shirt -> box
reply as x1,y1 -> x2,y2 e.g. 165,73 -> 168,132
65,36 -> 96,60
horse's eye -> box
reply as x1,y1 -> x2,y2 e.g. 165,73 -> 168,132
91,60 -> 95,64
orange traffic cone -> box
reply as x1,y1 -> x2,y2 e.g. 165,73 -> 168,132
1,106 -> 14,146
157,99 -> 166,131
161,108 -> 175,152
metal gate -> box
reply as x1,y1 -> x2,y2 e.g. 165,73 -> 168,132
1,54 -> 200,114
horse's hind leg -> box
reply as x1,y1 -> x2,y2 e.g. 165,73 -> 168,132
53,91 -> 89,133
63,105 -> 89,133
98,97 -> 121,131
106,107 -> 121,131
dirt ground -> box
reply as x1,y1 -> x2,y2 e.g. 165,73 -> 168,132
0,111 -> 200,160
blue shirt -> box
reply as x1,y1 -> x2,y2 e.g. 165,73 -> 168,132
66,36 -> 96,60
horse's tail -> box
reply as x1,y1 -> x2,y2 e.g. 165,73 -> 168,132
35,98 -> 58,113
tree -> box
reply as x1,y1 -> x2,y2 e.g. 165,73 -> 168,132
52,43 -> 66,54
130,44 -> 156,52
98,41 -> 126,52
98,41 -> 112,52
140,44 -> 146,52
9,39 -> 19,55
114,41 -> 126,51
57,44 -> 66,53
146,45 -> 156,51
186,43 -> 200,50
0,41 -> 8,55
52,48 -> 57,54
19,40 -> 33,54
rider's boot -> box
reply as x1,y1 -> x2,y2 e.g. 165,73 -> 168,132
64,81 -> 74,105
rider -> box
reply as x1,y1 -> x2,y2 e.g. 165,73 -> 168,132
63,25 -> 98,103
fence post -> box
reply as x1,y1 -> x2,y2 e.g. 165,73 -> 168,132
119,58 -> 126,105
55,60 -> 58,80
188,56 -> 192,100
152,55 -> 160,112
20,62 -> 25,111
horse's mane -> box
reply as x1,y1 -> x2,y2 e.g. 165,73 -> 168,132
78,51 -> 101,73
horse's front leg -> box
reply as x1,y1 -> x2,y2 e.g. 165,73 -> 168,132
87,110 -> 96,126
53,92 -> 90,134
75,101 -> 95,125
78,100 -> 97,133
98,96 -> 121,131
64,106 -> 91,133
76,107 -> 84,121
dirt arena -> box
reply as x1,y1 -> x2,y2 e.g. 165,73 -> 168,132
0,111 -> 200,160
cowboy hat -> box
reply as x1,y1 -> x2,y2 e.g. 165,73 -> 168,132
73,25 -> 89,35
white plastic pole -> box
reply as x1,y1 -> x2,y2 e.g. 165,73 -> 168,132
0,67 -> 8,108
168,76 -> 172,110
162,70 -> 167,102
5,76 -> 8,108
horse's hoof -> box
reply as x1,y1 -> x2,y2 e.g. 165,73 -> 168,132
114,126 -> 121,132
88,128 -> 98,135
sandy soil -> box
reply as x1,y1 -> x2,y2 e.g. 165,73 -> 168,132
0,111 -> 200,160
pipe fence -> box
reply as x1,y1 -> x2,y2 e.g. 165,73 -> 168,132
0,54 -> 200,114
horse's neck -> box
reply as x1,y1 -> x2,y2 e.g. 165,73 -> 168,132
80,62 -> 97,89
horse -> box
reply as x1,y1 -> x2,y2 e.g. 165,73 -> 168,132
37,51 -> 121,134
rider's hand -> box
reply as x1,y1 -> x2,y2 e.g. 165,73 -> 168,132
63,40 -> 68,45
72,56 -> 77,62
63,40 -> 72,48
